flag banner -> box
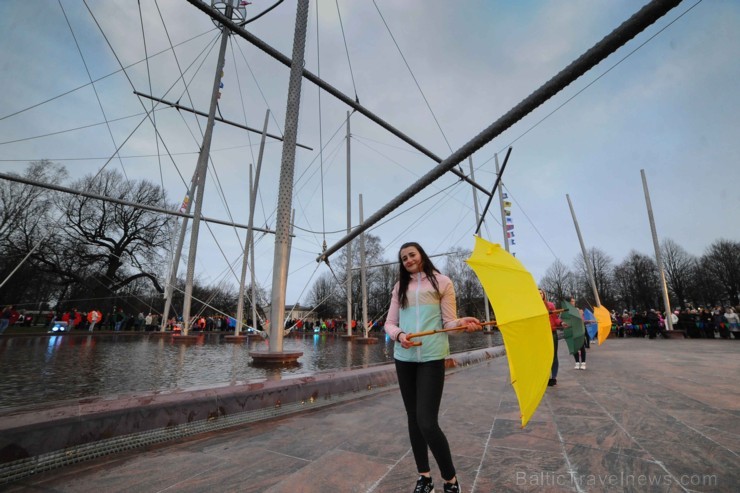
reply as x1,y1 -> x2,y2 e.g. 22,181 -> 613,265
511,239 -> 516,245
505,210 -> 511,216
179,194 -> 190,213
504,200 -> 512,207
506,217 -> 513,223
506,224 -> 514,231
503,192 -> 508,199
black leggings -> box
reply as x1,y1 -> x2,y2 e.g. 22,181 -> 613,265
395,359 -> 455,481
574,343 -> 586,363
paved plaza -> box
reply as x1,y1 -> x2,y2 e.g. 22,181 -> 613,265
4,338 -> 739,492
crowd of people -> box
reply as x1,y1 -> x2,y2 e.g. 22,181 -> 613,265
614,305 -> 740,339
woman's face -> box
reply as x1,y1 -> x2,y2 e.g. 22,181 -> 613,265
400,246 -> 423,274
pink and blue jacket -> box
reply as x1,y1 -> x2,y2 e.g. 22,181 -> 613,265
384,271 -> 461,363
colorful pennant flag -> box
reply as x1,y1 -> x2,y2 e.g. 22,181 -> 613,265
179,194 -> 190,213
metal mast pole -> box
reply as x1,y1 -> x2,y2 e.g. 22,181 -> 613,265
235,110 -> 270,335
345,111 -> 353,336
160,173 -> 197,331
468,157 -> 490,323
268,0 -> 309,352
495,153 -> 511,252
640,169 -> 674,330
313,0 -> 682,262
250,207 -> 258,333
359,194 -> 369,337
234,164 -> 254,335
566,194 -> 601,306
181,0 -> 235,336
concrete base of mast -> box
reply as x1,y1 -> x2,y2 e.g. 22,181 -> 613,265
172,334 -> 200,343
224,335 -> 248,343
250,350 -> 303,365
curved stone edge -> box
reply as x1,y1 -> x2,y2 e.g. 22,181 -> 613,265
0,346 -> 505,466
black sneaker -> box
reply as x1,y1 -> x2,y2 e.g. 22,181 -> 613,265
414,475 -> 435,493
548,378 -> 557,387
443,479 -> 461,493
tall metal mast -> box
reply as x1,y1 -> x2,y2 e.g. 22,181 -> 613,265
566,194 -> 602,307
345,111 -> 353,336
234,110 -> 270,335
641,169 -> 674,330
359,194 -> 369,337
160,172 -> 197,331
180,0 -> 237,336
267,0 -> 310,353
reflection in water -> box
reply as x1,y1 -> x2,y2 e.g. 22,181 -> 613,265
0,331 -> 502,409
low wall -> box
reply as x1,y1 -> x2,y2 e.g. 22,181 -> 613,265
0,346 -> 505,465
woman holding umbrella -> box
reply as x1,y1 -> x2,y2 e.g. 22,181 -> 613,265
541,290 -> 564,386
384,242 -> 481,493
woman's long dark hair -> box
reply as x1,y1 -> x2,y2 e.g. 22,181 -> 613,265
397,242 -> 440,308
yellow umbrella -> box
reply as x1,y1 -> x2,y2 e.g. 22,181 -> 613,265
594,305 -> 612,345
465,236 -> 553,428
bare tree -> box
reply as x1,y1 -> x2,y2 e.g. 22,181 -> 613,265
306,272 -> 341,320
334,234 -> 386,321
27,169 -> 174,312
539,259 -> 574,304
700,239 -> 740,305
0,161 -> 68,306
660,238 -> 696,308
368,263 -> 397,323
572,248 -> 615,309
443,248 -> 484,319
613,251 -> 661,311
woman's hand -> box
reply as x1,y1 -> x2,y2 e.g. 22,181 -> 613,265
398,332 -> 416,349
459,317 -> 482,332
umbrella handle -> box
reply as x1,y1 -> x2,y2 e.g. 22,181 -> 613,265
407,321 -> 498,342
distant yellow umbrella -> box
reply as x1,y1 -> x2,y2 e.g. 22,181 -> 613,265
465,236 -> 552,428
594,305 -> 612,345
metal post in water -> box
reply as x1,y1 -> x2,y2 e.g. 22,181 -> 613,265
345,111 -> 353,336
160,173 -> 197,331
181,0 -> 235,336
234,110 -> 270,336
359,194 -> 369,337
566,194 -> 602,306
266,0 -> 309,355
640,169 -> 674,330
233,164 -> 255,336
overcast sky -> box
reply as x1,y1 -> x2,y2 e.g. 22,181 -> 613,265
1,0 -> 738,308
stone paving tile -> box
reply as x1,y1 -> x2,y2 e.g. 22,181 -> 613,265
4,338 -> 740,492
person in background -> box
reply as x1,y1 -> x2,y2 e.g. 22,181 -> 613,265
699,307 -> 714,338
87,310 -> 100,332
541,290 -> 563,385
571,297 -> 588,370
384,242 -> 481,493
724,307 -> 740,339
0,305 -> 13,335
713,306 -> 729,339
